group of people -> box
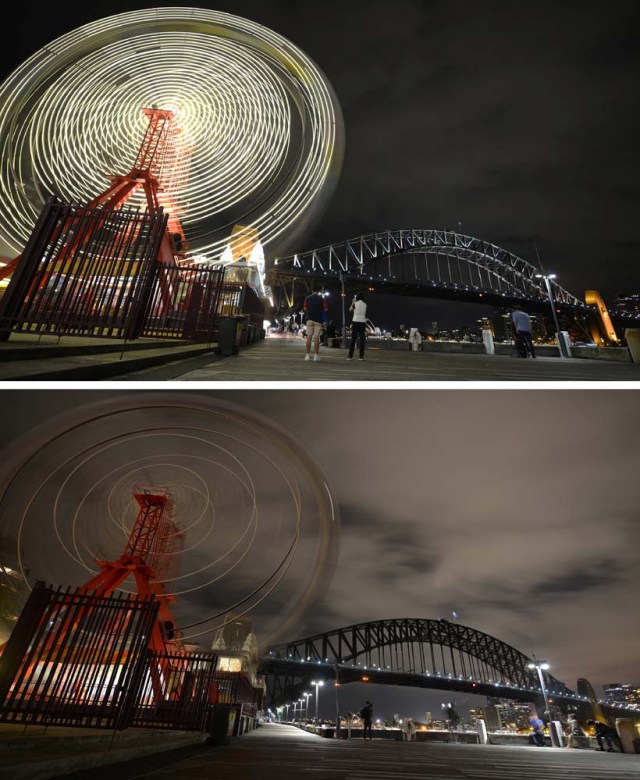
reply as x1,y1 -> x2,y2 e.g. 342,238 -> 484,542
303,286 -> 368,362
530,712 -> 622,751
301,289 -> 548,363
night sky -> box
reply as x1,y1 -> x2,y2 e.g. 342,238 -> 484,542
0,389 -> 638,720
2,0 -> 639,329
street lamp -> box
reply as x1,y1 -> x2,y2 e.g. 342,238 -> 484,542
303,691 -> 312,721
528,659 -> 560,746
339,271 -> 347,349
535,273 -> 568,357
311,680 -> 325,720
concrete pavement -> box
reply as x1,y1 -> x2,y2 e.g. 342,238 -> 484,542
116,335 -> 640,382
54,723 -> 640,780
2,332 -> 640,382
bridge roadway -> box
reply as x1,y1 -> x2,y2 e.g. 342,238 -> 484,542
56,723 -> 640,780
116,334 -> 640,382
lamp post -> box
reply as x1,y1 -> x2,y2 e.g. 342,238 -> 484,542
334,663 -> 341,739
284,703 -> 290,721
535,273 -> 567,357
303,691 -> 312,721
311,680 -> 325,720
339,272 -> 347,349
528,659 -> 560,746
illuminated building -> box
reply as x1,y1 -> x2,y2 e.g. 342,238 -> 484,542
603,683 -> 640,709
613,294 -> 640,317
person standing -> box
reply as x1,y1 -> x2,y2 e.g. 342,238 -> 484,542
360,700 -> 373,740
511,305 -> 536,358
403,717 -> 416,741
303,286 -> 328,361
347,293 -> 367,360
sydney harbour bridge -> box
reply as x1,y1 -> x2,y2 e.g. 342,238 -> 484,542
259,618 -> 634,721
268,230 -> 637,337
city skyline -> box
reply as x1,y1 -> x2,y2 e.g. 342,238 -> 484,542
0,389 -> 638,714
2,0 -> 639,317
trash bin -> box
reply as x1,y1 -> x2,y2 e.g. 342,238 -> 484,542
625,329 -> 640,363
207,706 -> 230,746
215,316 -> 239,356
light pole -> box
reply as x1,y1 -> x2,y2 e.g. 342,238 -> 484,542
311,680 -> 325,720
334,663 -> 341,739
303,691 -> 312,721
535,273 -> 567,357
528,659 -> 560,746
284,703 -> 290,721
339,272 -> 347,349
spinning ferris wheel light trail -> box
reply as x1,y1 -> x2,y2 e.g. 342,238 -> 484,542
0,106 -> 188,281
0,7 -> 344,274
0,395 -> 340,649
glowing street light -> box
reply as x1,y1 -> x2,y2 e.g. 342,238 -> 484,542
303,691 -> 312,720
527,658 -> 560,746
535,273 -> 568,357
311,679 -> 325,720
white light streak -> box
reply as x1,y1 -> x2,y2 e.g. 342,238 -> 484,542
0,8 -> 344,262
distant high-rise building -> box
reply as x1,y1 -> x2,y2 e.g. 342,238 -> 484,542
613,294 -> 640,316
603,683 -> 640,709
486,697 -> 533,730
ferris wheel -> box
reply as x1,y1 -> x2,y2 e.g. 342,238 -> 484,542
0,8 -> 344,263
0,394 -> 340,647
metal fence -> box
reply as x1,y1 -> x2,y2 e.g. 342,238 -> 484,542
0,582 -> 219,732
0,196 -> 231,342
132,651 -> 219,731
141,264 -> 227,341
0,197 -> 166,341
0,582 -> 158,729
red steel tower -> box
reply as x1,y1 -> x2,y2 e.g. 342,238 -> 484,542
79,486 -> 183,655
0,107 -> 189,282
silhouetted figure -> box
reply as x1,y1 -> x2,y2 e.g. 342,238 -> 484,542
588,719 -> 621,752
511,306 -> 536,358
360,700 -> 373,740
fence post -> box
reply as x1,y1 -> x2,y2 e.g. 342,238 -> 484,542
0,197 -> 62,341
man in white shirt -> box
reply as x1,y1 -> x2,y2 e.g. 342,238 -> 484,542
347,293 -> 368,360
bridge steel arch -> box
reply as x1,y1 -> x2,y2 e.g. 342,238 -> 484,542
261,618 -> 579,708
270,229 -> 587,311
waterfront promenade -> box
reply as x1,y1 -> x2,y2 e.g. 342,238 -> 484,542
2,332 -> 640,381
119,335 -> 640,382
56,723 -> 640,780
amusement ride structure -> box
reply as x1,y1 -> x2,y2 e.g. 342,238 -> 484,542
78,486 -> 183,656
0,106 -> 189,283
